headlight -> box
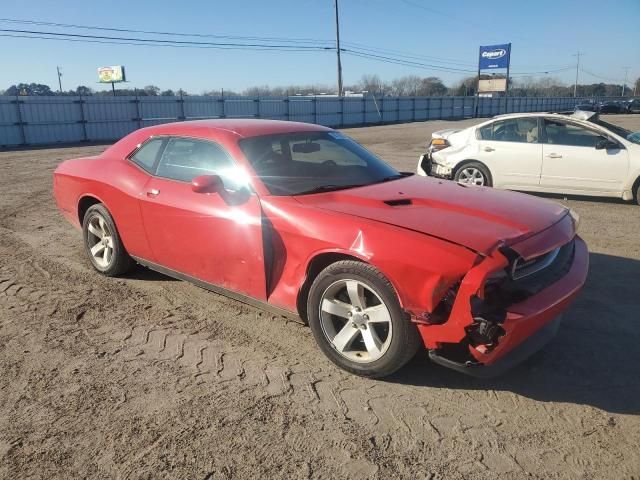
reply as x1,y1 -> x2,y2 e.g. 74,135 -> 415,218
569,208 -> 580,232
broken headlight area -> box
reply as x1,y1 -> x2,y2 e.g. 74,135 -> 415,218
488,239 -> 576,307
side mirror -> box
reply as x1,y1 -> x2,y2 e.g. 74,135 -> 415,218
595,138 -> 619,150
191,174 -> 224,194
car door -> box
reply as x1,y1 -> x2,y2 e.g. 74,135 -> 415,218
540,119 -> 629,193
475,117 -> 543,188
139,136 -> 267,300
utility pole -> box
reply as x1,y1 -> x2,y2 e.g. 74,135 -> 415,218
334,0 -> 343,97
572,52 -> 583,98
621,67 -> 629,96
56,66 -> 63,93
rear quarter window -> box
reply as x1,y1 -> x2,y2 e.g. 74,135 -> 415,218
130,138 -> 164,173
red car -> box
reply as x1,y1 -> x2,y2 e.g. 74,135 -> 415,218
53,120 -> 588,378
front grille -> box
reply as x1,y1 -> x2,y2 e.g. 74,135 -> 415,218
484,240 -> 575,308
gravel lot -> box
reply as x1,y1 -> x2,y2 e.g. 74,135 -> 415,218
1,115 -> 639,479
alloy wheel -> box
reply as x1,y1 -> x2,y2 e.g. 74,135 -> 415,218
457,167 -> 486,186
319,279 -> 393,363
87,214 -> 114,268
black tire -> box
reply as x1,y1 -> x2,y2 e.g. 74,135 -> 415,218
82,203 -> 133,277
635,183 -> 640,206
307,260 -> 421,378
454,161 -> 493,187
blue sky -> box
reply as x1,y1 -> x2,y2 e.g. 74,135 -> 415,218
1,0 -> 638,93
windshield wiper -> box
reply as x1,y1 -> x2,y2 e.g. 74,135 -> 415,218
296,183 -> 365,195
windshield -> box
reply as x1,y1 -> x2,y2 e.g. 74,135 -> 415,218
589,117 -> 640,145
239,131 -> 401,195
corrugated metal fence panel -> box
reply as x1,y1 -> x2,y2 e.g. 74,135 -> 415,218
140,96 -> 181,123
398,98 -> 414,122
0,98 -> 22,146
380,97 -> 398,123
258,97 -> 288,120
343,97 -> 365,125
364,97 -> 382,124
20,96 -> 84,144
288,98 -> 316,124
414,97 -> 428,121
316,97 -> 342,127
84,96 -> 137,141
184,96 -> 224,119
225,97 -> 259,118
2,95 -> 637,146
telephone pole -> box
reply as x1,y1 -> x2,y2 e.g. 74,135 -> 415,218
572,52 -> 583,98
56,66 -> 63,93
334,0 -> 343,97
621,67 -> 630,96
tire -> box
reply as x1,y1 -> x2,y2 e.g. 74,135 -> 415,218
82,203 -> 133,276
307,260 -> 421,378
454,161 -> 492,187
635,183 -> 640,206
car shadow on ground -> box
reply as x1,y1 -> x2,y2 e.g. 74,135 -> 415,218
124,265 -> 179,282
518,190 -> 633,205
388,252 -> 640,415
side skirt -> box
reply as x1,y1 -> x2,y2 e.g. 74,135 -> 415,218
131,256 -> 302,322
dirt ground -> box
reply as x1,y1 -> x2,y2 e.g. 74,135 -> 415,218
1,115 -> 639,479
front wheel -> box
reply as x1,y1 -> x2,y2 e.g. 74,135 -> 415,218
454,161 -> 492,187
307,260 -> 421,378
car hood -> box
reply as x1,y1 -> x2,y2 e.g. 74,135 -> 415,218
295,175 -> 569,256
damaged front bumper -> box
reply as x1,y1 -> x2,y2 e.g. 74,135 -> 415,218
416,234 -> 589,378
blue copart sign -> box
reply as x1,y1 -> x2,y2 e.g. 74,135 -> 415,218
479,44 -> 511,69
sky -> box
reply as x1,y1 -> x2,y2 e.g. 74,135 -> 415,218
1,0 -> 639,93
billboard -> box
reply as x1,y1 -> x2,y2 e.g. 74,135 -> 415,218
479,44 -> 511,70
478,78 -> 507,93
98,65 -> 126,83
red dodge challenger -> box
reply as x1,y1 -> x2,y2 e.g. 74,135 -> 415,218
54,119 -> 588,378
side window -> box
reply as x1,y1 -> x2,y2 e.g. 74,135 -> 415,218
130,138 -> 164,173
544,120 -> 602,147
156,137 -> 243,189
492,118 -> 539,143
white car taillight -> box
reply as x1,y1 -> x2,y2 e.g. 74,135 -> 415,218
430,138 -> 450,152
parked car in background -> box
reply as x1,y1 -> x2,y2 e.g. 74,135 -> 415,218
417,111 -> 640,204
597,101 -> 623,114
54,119 -> 588,378
623,98 -> 640,113
574,101 -> 597,112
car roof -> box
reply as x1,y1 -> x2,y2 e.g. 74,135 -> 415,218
138,119 -> 332,139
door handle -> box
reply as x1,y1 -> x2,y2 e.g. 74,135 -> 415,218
483,146 -> 495,152
146,189 -> 160,197
545,153 -> 562,159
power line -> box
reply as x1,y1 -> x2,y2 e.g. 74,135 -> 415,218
343,49 -> 477,73
579,66 -> 624,83
0,33 -> 330,52
0,17 -> 333,45
0,27 -> 333,50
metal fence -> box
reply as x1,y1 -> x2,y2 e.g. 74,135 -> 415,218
0,94 -> 632,147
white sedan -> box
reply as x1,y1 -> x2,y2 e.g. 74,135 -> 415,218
417,111 -> 640,205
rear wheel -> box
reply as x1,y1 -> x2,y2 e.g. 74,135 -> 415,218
82,204 -> 133,276
454,161 -> 492,187
307,260 -> 421,378
635,183 -> 640,206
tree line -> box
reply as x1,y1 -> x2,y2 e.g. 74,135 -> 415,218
2,75 -> 638,97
